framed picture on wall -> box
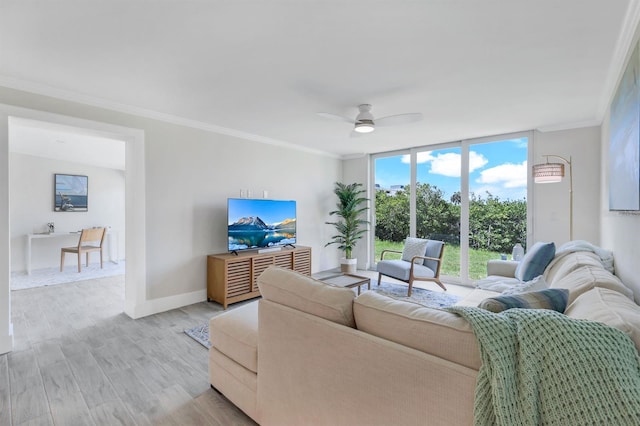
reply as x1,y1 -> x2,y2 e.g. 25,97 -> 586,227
609,41 -> 640,211
54,174 -> 88,212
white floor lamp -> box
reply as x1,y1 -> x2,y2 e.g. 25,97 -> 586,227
532,154 -> 573,241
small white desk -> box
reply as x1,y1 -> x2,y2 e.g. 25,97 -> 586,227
26,231 -> 119,275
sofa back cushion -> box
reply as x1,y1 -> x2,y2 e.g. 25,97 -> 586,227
565,287 -> 640,353
549,265 -> 634,303
353,291 -> 481,370
544,251 -> 601,285
514,241 -> 556,282
258,266 -> 356,327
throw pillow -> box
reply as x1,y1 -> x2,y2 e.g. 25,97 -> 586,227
478,288 -> 569,313
401,237 -> 429,264
514,241 -> 556,282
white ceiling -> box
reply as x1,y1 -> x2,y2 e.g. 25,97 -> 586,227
9,118 -> 125,170
0,1 -> 637,158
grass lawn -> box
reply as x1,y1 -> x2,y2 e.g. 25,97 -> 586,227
374,238 -> 502,280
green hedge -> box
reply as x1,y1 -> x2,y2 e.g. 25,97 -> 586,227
375,183 -> 526,254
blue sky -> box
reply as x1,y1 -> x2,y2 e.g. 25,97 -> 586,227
375,137 -> 528,201
228,198 -> 296,224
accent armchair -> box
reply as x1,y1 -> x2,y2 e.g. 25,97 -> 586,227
377,238 -> 446,296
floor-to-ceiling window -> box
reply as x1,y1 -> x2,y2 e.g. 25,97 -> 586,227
415,145 -> 461,280
372,132 -> 530,285
466,136 -> 529,280
373,154 -> 411,263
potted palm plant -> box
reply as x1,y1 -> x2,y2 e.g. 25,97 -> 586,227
325,182 -> 369,273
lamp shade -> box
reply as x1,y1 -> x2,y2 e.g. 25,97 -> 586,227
533,163 -> 564,183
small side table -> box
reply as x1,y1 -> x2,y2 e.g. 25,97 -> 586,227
321,273 -> 371,295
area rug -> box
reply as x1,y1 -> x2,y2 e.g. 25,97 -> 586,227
184,322 -> 212,348
184,280 -> 460,349
373,279 -> 461,308
11,260 -> 126,291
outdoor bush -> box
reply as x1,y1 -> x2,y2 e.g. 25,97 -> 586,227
375,184 -> 526,253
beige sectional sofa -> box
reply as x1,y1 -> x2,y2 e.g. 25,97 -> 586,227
208,250 -> 640,425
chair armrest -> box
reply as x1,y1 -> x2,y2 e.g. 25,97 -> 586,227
380,249 -> 402,260
411,255 -> 441,264
486,260 -> 519,278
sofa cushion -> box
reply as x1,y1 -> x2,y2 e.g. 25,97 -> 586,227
514,241 -> 556,282
353,291 -> 481,370
475,275 -> 521,292
257,266 -> 356,327
550,265 -> 634,303
478,288 -> 569,313
501,275 -> 548,295
544,251 -> 602,285
486,259 -> 519,278
209,301 -> 259,373
401,237 -> 428,263
565,287 -> 640,353
455,289 -> 502,307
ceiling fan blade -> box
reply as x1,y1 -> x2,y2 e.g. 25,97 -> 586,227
316,112 -> 354,124
375,113 -> 423,127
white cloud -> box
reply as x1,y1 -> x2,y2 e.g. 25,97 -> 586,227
401,151 -> 488,177
430,152 -> 463,177
470,152 -> 489,173
477,160 -> 528,188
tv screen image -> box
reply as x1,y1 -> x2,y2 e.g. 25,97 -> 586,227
227,198 -> 297,252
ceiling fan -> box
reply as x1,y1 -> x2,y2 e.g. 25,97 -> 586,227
317,104 -> 423,135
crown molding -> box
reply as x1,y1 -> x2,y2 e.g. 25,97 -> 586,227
595,0 -> 640,121
0,75 -> 340,159
536,119 -> 602,133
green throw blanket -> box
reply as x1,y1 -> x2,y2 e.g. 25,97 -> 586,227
446,306 -> 640,426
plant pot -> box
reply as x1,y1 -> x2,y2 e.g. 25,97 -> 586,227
340,258 -> 357,274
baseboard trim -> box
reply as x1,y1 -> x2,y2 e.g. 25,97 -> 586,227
0,329 -> 13,355
124,289 -> 207,319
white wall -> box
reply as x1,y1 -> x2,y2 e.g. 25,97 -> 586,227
0,86 -> 342,350
0,108 -> 11,353
532,127 -> 601,246
9,153 -> 125,272
341,156 -> 371,269
141,120 -> 341,298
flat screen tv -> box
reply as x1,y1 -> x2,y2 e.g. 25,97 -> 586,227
227,198 -> 297,252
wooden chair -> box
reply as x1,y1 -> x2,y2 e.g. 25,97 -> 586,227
60,228 -> 106,272
377,238 -> 446,296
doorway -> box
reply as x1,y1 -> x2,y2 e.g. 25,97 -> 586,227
0,104 -> 147,354
8,117 -> 126,290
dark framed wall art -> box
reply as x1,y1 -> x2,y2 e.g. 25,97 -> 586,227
54,173 -> 88,212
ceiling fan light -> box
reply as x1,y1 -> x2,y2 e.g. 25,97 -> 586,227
354,120 -> 375,133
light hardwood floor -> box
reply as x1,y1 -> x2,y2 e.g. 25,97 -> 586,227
3,275 -> 256,426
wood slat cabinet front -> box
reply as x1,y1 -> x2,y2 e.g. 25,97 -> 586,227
207,246 -> 312,309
